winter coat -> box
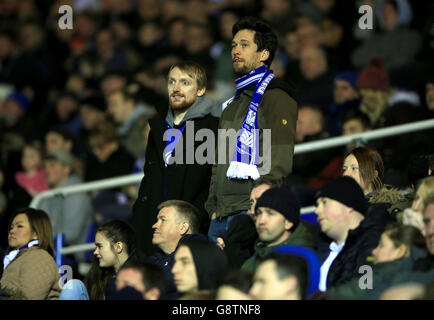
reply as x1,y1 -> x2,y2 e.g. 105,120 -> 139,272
241,220 -> 319,274
0,247 -> 61,300
222,214 -> 257,269
133,95 -> 220,255
325,245 -> 428,300
316,205 -> 392,289
205,78 -> 298,219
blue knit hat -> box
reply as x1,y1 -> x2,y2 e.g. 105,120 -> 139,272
334,70 -> 360,89
5,92 -> 30,112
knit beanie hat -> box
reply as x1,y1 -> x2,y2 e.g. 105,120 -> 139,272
335,70 -> 360,89
356,56 -> 390,92
316,176 -> 368,215
5,91 -> 30,112
255,186 -> 301,229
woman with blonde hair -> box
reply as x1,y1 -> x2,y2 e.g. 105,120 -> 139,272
1,208 -> 61,299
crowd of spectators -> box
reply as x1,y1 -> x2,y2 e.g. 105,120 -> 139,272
0,0 -> 434,301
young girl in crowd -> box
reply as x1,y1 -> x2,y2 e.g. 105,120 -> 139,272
83,220 -> 138,300
0,208 -> 61,299
15,142 -> 49,197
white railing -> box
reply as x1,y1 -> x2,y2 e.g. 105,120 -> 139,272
30,118 -> 434,256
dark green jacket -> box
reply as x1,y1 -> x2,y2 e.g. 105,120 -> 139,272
205,79 -> 298,219
326,246 -> 429,300
241,221 -> 318,274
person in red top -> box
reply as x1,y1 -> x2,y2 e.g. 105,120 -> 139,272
15,141 -> 49,197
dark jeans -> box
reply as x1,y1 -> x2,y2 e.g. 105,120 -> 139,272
207,211 -> 248,243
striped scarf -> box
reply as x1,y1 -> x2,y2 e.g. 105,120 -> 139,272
224,65 -> 274,180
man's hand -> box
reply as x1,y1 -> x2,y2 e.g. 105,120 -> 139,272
216,237 -> 225,250
211,212 -> 217,220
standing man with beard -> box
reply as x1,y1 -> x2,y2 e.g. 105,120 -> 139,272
205,17 -> 298,243
132,61 -> 220,256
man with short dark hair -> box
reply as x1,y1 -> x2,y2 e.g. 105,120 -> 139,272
205,16 -> 298,244
133,61 -> 220,256
113,260 -> 166,300
249,252 -> 308,300
146,200 -> 206,300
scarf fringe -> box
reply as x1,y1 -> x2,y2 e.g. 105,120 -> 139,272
226,161 -> 260,180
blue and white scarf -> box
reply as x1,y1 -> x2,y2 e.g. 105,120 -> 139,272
224,65 -> 274,180
3,239 -> 39,270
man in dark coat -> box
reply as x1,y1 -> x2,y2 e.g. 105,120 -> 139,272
315,176 -> 389,291
132,61 -> 220,256
145,200 -> 207,300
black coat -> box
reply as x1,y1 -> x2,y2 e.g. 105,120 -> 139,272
317,204 -> 393,289
132,97 -> 219,256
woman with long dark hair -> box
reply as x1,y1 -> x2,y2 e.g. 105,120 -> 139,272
83,220 -> 137,300
1,208 -> 61,299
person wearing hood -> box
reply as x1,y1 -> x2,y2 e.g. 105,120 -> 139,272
133,61 -> 220,256
241,186 -> 319,274
172,238 -> 229,296
146,200 -> 207,300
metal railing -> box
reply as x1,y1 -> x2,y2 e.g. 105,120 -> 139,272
30,118 -> 434,257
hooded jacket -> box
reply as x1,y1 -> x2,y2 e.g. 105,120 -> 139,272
241,220 -> 319,274
133,95 -> 219,255
180,238 -> 229,291
146,233 -> 208,300
205,78 -> 298,219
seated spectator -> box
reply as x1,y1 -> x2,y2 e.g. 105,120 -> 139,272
352,0 -> 422,71
217,177 -> 281,268
325,70 -> 361,136
171,238 -> 229,297
39,150 -> 93,262
14,141 -> 49,197
325,223 -> 426,300
76,94 -> 108,160
107,82 -> 153,159
343,146 -> 411,217
315,176 -> 388,291
356,56 -> 393,128
0,208 -> 61,300
297,45 -> 335,109
341,110 -> 372,151
249,252 -> 309,300
83,220 -> 139,300
241,187 -> 318,274
85,120 -> 135,182
112,260 -> 165,300
45,126 -> 84,178
215,270 -> 253,300
146,200 -> 206,300
403,176 -> 434,236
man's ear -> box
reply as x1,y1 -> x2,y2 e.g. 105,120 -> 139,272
283,275 -> 299,297
179,222 -> 190,235
260,49 -> 270,64
144,288 -> 160,300
284,219 -> 294,232
197,87 -> 206,97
